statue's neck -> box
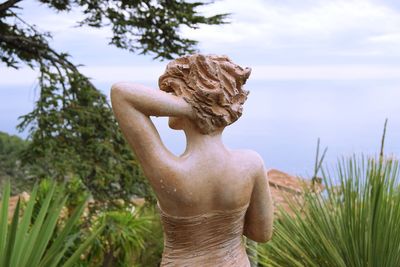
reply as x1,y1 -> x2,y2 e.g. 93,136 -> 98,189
182,129 -> 226,156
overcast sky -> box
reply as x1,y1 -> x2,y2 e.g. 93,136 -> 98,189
1,0 -> 399,175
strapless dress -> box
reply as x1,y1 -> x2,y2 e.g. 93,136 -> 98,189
158,204 -> 250,267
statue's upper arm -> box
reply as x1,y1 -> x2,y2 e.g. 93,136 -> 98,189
243,152 -> 274,242
111,86 -> 176,180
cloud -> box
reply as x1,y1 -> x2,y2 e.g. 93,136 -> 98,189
367,33 -> 400,44
77,64 -> 400,82
251,64 -> 400,80
13,0 -> 400,64
183,0 -> 400,53
80,65 -> 165,85
3,63 -> 400,88
2,0 -> 400,88
0,68 -> 38,87
19,1 -> 112,40
36,64 -> 400,85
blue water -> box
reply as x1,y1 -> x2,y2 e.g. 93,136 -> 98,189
152,80 -> 400,177
1,80 -> 399,177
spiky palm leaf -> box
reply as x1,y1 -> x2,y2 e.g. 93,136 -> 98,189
258,156 -> 400,267
0,181 -> 103,267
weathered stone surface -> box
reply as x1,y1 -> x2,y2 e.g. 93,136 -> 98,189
111,54 -> 273,266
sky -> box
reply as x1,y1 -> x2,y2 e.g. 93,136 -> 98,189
1,0 -> 400,176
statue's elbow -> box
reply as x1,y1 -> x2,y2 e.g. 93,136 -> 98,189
244,226 -> 273,243
111,83 -> 133,108
111,82 -> 125,99
255,229 -> 273,243
260,228 -> 273,243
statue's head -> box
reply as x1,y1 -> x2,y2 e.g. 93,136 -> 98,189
159,54 -> 251,134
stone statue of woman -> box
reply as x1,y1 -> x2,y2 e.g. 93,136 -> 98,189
111,54 -> 273,266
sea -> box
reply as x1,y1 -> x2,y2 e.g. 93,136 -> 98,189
1,79 -> 399,178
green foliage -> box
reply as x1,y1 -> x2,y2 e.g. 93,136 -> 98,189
80,204 -> 162,267
40,0 -> 228,60
1,0 -> 227,65
17,64 -> 152,202
133,205 -> 164,267
65,176 -> 90,208
0,0 -> 226,202
0,132 -> 33,194
0,132 -> 26,176
0,180 -> 103,267
258,156 -> 400,267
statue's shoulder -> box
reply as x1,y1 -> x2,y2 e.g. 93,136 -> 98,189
231,149 -> 265,170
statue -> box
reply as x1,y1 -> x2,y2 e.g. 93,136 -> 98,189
111,54 -> 273,266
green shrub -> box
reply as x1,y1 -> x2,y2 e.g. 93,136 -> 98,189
79,204 -> 162,267
0,132 -> 33,195
0,181 -> 102,267
258,156 -> 400,267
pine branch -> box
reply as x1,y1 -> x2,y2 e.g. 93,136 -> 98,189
0,0 -> 21,13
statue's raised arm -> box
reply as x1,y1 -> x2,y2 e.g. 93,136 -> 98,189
111,54 -> 273,266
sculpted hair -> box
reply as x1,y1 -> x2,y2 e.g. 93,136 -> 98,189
159,54 -> 251,134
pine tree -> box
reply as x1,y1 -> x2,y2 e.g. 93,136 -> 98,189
0,0 -> 227,201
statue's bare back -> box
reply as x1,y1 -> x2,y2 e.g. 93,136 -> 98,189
111,54 -> 273,266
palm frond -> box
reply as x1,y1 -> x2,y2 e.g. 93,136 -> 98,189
0,181 -> 102,267
259,156 -> 400,267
